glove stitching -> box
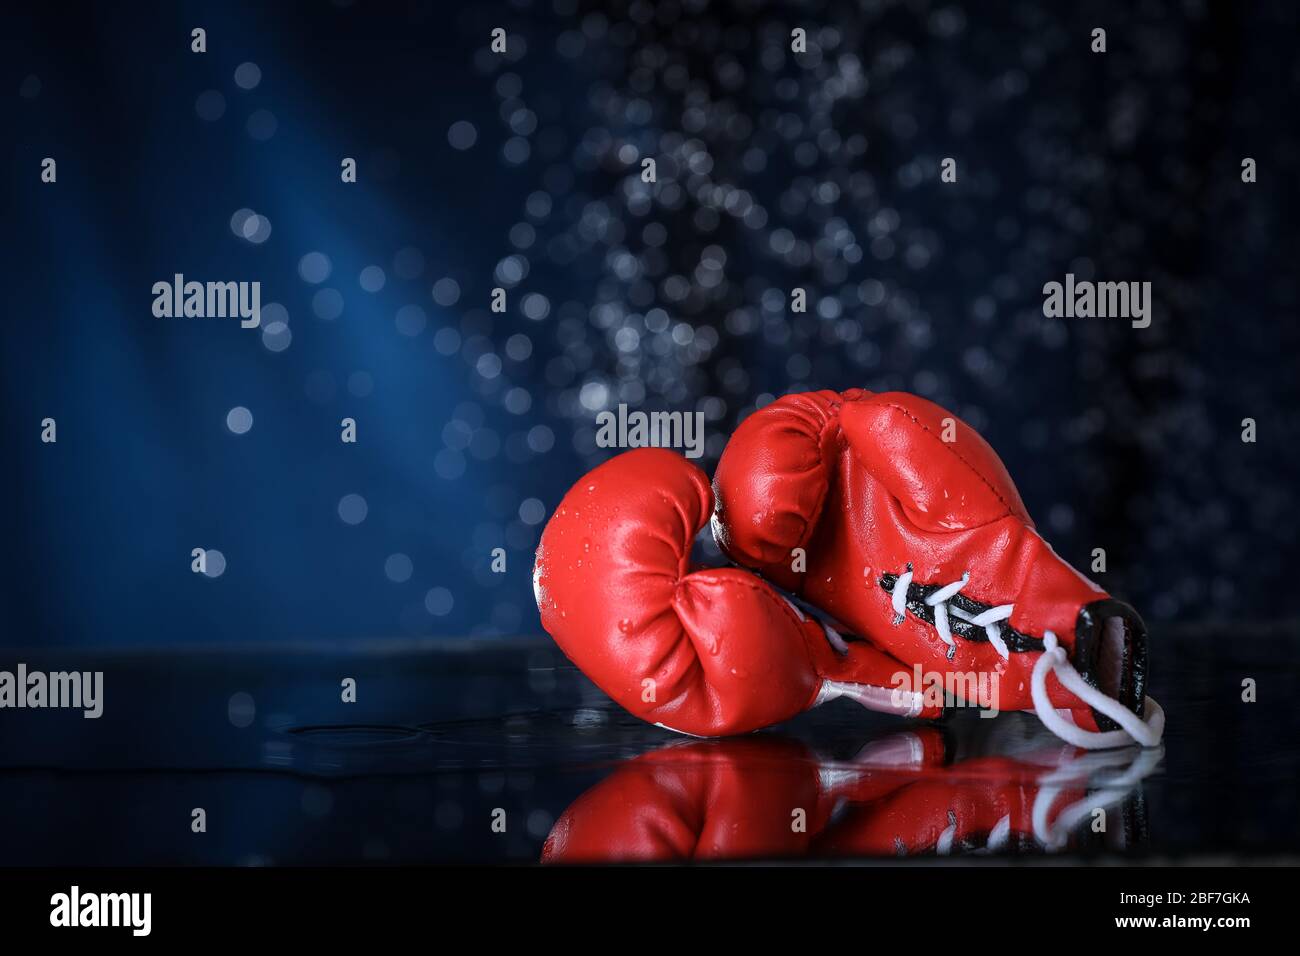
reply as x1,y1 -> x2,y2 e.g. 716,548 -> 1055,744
766,392 -> 840,556
872,400 -> 1019,520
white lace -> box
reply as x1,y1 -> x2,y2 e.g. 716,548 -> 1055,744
782,595 -> 851,656
784,594 -> 925,717
891,570 -> 1013,661
1032,631 -> 1164,750
1031,746 -> 1162,849
890,572 -> 1165,751
889,567 -> 914,623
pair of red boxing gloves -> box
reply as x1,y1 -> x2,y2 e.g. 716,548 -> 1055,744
533,389 -> 1164,750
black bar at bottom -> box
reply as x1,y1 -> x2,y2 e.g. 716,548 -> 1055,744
0,863 -> 1282,941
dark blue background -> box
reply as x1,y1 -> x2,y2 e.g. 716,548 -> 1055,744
4,0 -> 1298,648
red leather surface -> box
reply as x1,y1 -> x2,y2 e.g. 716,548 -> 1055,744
714,389 -> 1110,722
533,448 -> 938,736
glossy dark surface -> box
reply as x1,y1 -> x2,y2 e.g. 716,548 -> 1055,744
1,624 -> 1296,864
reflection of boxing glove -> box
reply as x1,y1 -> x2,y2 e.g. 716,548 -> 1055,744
543,729 -> 1154,863
818,734 -> 1161,855
542,734 -> 950,863
542,737 -> 832,863
532,448 -> 941,738
816,752 -> 1076,857
712,389 -> 1163,749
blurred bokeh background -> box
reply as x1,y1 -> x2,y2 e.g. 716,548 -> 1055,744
4,0 -> 1298,648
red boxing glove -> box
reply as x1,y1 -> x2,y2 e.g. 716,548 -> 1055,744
532,448 -> 942,737
712,389 -> 1164,750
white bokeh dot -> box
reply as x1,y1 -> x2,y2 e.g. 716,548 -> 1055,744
262,322 -> 292,352
247,215 -> 271,243
527,810 -> 554,839
230,208 -> 254,236
509,222 -> 535,249
226,406 -> 254,434
504,387 -> 531,414
247,109 -> 278,141
395,304 -> 428,337
448,121 -> 478,150
359,266 -> 386,292
433,327 -> 461,355
261,302 -> 289,326
384,553 -> 413,583
424,587 -> 454,616
203,549 -> 228,578
312,288 -> 344,320
527,425 -> 554,453
579,382 -> 609,411
234,62 -> 262,90
496,256 -> 525,285
522,293 -> 550,320
299,252 -> 332,284
338,493 -> 368,525
230,208 -> 272,244
505,333 -> 532,360
519,498 -> 546,525
502,136 -> 531,165
525,191 -> 552,218
431,278 -> 461,307
232,209 -> 272,244
228,692 -> 256,728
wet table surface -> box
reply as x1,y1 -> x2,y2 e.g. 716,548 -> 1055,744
1,625 -> 1297,864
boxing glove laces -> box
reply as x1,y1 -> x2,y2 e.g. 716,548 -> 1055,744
712,389 -> 1164,750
